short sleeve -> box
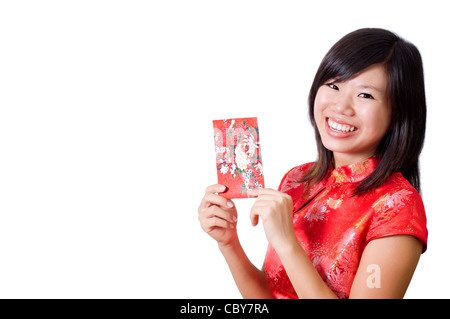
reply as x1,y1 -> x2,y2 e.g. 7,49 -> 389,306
277,167 -> 296,192
366,187 -> 428,253
277,162 -> 328,214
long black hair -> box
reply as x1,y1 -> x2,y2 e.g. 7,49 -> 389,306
302,28 -> 426,195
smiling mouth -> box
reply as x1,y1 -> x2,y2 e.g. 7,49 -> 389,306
327,118 -> 357,133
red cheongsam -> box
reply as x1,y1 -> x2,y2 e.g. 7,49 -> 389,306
263,156 -> 428,299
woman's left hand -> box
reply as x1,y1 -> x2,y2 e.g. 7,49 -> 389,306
247,188 -> 297,253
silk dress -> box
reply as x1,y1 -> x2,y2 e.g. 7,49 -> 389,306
264,156 -> 428,299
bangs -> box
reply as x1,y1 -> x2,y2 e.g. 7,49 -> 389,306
314,28 -> 398,85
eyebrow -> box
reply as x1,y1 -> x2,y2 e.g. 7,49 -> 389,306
357,84 -> 384,94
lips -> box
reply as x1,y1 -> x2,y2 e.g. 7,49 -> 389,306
327,118 -> 357,133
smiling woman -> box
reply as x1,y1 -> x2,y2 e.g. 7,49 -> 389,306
304,28 -> 427,196
198,28 -> 428,299
314,64 -> 392,168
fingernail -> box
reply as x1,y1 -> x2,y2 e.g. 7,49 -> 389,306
233,216 -> 237,222
219,185 -> 226,192
227,201 -> 234,208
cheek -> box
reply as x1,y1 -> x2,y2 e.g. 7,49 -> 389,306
360,108 -> 391,140
313,104 -> 321,124
313,104 -> 327,136
313,91 -> 327,123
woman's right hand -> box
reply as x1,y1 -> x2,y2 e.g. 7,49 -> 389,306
198,184 -> 238,247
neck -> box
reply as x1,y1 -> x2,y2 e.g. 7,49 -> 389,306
333,152 -> 375,168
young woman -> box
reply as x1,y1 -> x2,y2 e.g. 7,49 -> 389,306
198,28 -> 427,299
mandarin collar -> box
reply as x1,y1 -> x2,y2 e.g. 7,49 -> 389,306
325,156 -> 381,188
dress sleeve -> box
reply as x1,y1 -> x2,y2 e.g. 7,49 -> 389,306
277,163 -> 323,214
366,187 -> 428,252
277,167 -> 296,192
277,162 -> 315,192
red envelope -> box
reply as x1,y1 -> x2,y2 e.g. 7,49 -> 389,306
213,117 -> 265,199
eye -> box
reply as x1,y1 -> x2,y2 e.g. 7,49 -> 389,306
358,93 -> 374,99
326,83 -> 339,90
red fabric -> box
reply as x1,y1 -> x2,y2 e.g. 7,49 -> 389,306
264,156 -> 428,299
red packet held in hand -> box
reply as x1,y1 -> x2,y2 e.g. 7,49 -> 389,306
212,117 -> 264,199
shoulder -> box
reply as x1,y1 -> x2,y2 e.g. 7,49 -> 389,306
278,162 -> 315,193
367,172 -> 428,252
371,173 -> 424,213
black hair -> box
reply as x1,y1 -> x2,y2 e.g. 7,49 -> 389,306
303,28 -> 426,195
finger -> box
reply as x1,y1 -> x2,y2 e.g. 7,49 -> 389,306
249,204 -> 266,227
248,189 -> 292,208
249,210 -> 259,227
247,188 -> 278,197
198,189 -> 234,212
205,205 -> 237,224
203,216 -> 234,232
203,192 -> 234,209
205,184 -> 227,194
249,199 -> 274,226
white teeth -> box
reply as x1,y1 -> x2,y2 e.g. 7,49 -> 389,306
327,118 -> 356,133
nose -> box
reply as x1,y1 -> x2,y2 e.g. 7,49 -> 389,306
330,94 -> 355,117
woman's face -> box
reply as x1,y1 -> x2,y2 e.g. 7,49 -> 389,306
314,64 -> 392,167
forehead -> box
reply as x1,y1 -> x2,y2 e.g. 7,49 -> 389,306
345,64 -> 387,93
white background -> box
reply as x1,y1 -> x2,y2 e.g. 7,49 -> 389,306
0,1 -> 448,298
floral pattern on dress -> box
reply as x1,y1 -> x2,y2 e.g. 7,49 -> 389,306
264,156 -> 428,299
213,117 -> 264,199
304,202 -> 329,222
